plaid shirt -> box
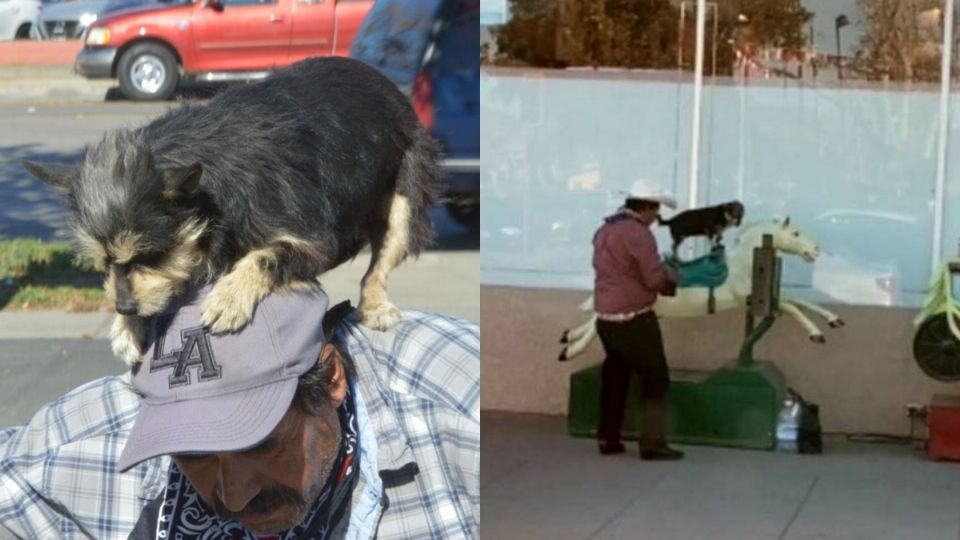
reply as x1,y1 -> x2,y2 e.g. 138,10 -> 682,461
0,311 -> 479,540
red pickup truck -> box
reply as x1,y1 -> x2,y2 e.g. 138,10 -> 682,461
75,0 -> 372,100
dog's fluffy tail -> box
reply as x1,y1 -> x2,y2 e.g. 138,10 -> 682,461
397,128 -> 442,256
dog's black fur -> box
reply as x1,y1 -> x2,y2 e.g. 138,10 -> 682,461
657,201 -> 745,253
23,57 -> 439,363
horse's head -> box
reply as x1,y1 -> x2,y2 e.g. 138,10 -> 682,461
742,217 -> 820,263
770,217 -> 820,262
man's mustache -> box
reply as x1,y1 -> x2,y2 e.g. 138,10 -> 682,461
211,485 -> 306,521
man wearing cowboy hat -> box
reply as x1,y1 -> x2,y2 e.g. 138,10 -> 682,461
592,180 -> 683,460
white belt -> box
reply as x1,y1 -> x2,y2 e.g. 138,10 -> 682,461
595,306 -> 652,322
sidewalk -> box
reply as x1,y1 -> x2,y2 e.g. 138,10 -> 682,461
0,309 -> 112,339
482,412 -> 960,540
0,65 -> 114,103
0,251 -> 480,339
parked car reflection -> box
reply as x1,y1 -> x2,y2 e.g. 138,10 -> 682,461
809,209 -> 926,306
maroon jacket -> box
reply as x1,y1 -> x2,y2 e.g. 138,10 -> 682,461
592,213 -> 676,315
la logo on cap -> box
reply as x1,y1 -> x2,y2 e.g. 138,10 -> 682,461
150,321 -> 223,388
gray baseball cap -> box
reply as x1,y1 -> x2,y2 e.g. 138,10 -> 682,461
117,286 -> 331,472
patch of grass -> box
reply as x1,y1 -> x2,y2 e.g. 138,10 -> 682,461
0,238 -> 97,278
0,238 -> 106,312
7,286 -> 106,312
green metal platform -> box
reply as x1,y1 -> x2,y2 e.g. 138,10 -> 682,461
567,360 -> 786,449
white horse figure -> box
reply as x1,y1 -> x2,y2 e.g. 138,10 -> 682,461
559,218 -> 845,361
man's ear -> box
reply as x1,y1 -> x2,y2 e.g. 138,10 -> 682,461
162,163 -> 203,200
322,343 -> 348,407
22,160 -> 78,191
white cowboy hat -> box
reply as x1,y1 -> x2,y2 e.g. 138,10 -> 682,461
619,179 -> 678,209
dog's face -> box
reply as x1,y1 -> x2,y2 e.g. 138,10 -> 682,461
723,201 -> 745,226
22,131 -> 208,317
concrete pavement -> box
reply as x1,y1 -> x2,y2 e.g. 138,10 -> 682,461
483,412 -> 960,540
0,249 -> 479,340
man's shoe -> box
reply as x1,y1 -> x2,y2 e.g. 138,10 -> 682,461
640,446 -> 684,461
598,441 -> 626,455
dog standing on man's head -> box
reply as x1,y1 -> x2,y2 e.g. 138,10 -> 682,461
658,200 -> 745,254
23,57 -> 439,365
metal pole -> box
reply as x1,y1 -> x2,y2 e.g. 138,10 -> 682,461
711,3 -> 718,77
688,0 -> 707,211
678,6 -> 685,68
835,24 -> 842,80
933,0 -> 955,273
737,74 -> 746,201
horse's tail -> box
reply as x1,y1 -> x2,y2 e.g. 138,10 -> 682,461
560,296 -> 597,359
560,296 -> 594,345
560,314 -> 599,361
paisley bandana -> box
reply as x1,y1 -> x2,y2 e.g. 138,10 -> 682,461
156,391 -> 360,540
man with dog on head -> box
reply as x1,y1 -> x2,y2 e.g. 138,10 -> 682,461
0,287 -> 479,539
592,180 -> 683,460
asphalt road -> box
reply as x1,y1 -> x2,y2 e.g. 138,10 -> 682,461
0,100 -> 479,428
0,338 -> 122,428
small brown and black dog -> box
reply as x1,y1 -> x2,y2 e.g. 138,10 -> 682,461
658,200 -> 745,254
23,57 -> 438,365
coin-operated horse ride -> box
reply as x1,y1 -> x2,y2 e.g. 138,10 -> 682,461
564,219 -> 843,450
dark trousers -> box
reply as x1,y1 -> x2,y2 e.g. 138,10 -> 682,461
596,312 -> 670,450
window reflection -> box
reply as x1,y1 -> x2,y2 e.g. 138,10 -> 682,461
481,0 -> 952,305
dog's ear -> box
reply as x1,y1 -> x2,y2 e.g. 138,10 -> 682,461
782,216 -> 791,227
22,160 -> 77,191
162,164 -> 203,200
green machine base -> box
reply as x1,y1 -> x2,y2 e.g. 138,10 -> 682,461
567,360 -> 786,450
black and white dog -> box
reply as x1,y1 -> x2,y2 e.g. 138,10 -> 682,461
658,201 -> 745,253
23,57 -> 439,364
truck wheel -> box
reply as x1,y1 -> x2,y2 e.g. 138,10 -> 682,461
117,43 -> 179,101
15,24 -> 31,40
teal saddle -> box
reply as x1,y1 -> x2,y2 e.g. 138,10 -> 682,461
664,245 -> 728,289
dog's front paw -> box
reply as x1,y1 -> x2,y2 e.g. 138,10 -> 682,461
201,278 -> 259,333
359,301 -> 401,331
110,316 -> 144,366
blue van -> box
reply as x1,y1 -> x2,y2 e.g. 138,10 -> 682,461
350,0 -> 480,226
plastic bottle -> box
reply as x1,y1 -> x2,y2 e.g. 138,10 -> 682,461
776,391 -> 800,452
